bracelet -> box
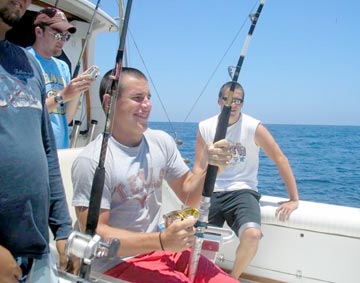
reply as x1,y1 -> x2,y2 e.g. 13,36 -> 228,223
159,231 -> 165,251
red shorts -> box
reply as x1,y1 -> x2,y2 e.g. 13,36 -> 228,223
104,250 -> 239,283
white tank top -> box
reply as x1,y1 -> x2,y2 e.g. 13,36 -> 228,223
199,113 -> 260,192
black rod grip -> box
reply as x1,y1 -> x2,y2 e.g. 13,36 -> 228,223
85,167 -> 105,236
202,105 -> 231,197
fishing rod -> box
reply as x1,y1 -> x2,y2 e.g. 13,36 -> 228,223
63,0 -> 134,281
85,0 -> 133,241
187,0 -> 265,281
85,0 -> 132,244
69,0 -> 101,140
72,0 -> 101,79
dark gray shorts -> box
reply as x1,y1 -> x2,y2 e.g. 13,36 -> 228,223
208,189 -> 261,236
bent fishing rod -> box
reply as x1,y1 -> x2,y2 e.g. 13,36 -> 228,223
187,0 -> 266,281
62,0 -> 134,281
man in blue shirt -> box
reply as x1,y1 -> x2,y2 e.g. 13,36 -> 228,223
28,7 -> 95,149
0,1 -> 73,281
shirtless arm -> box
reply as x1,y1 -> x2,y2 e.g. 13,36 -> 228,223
255,123 -> 299,220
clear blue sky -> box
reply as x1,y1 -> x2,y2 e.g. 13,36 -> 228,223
89,0 -> 359,126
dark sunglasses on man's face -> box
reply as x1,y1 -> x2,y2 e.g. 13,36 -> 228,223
221,96 -> 244,105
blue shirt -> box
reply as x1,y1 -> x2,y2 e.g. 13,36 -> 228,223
27,47 -> 71,149
0,40 -> 72,258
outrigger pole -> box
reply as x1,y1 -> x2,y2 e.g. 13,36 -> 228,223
69,0 -> 101,145
72,0 -> 101,79
187,1 -> 266,281
74,0 -> 134,280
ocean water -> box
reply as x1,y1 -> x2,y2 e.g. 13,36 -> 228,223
149,122 -> 360,208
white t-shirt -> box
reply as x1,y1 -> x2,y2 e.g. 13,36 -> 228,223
72,129 -> 189,271
72,129 -> 189,233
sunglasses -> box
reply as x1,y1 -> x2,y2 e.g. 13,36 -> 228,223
221,96 -> 244,105
38,7 -> 58,18
47,29 -> 71,42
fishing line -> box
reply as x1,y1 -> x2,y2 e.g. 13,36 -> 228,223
128,30 -> 181,143
183,0 -> 258,123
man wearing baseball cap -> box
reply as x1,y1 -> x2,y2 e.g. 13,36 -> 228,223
28,8 -> 95,149
33,7 -> 77,35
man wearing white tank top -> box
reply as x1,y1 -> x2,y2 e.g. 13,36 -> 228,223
194,81 -> 299,280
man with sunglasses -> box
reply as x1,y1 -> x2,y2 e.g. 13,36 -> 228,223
193,81 -> 299,280
28,7 -> 95,149
0,1 -> 73,282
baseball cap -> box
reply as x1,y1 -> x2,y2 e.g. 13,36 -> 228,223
34,8 -> 76,34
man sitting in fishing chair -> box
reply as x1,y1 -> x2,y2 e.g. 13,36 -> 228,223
71,67 -> 240,283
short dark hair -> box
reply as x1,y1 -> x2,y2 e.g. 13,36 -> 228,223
99,67 -> 147,104
218,81 -> 245,100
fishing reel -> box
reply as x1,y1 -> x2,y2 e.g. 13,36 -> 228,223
163,206 -> 234,265
65,231 -> 120,265
163,207 -> 199,227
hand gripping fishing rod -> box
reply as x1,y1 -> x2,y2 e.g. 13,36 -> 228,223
187,1 -> 265,281
64,0 -> 134,281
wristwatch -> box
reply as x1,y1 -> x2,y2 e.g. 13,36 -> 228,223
54,93 -> 63,104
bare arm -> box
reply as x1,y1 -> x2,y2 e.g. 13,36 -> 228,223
255,123 -> 299,220
193,130 -> 209,175
75,207 -> 195,256
167,170 -> 205,207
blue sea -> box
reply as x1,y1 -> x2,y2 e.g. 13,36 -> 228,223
149,122 -> 360,208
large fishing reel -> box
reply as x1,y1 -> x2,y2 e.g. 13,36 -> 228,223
163,206 -> 235,282
58,231 -> 120,282
163,207 -> 234,252
65,231 -> 120,264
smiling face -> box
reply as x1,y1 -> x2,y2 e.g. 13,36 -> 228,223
111,73 -> 152,147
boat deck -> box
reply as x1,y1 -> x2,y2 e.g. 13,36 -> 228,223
57,148 -> 360,283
